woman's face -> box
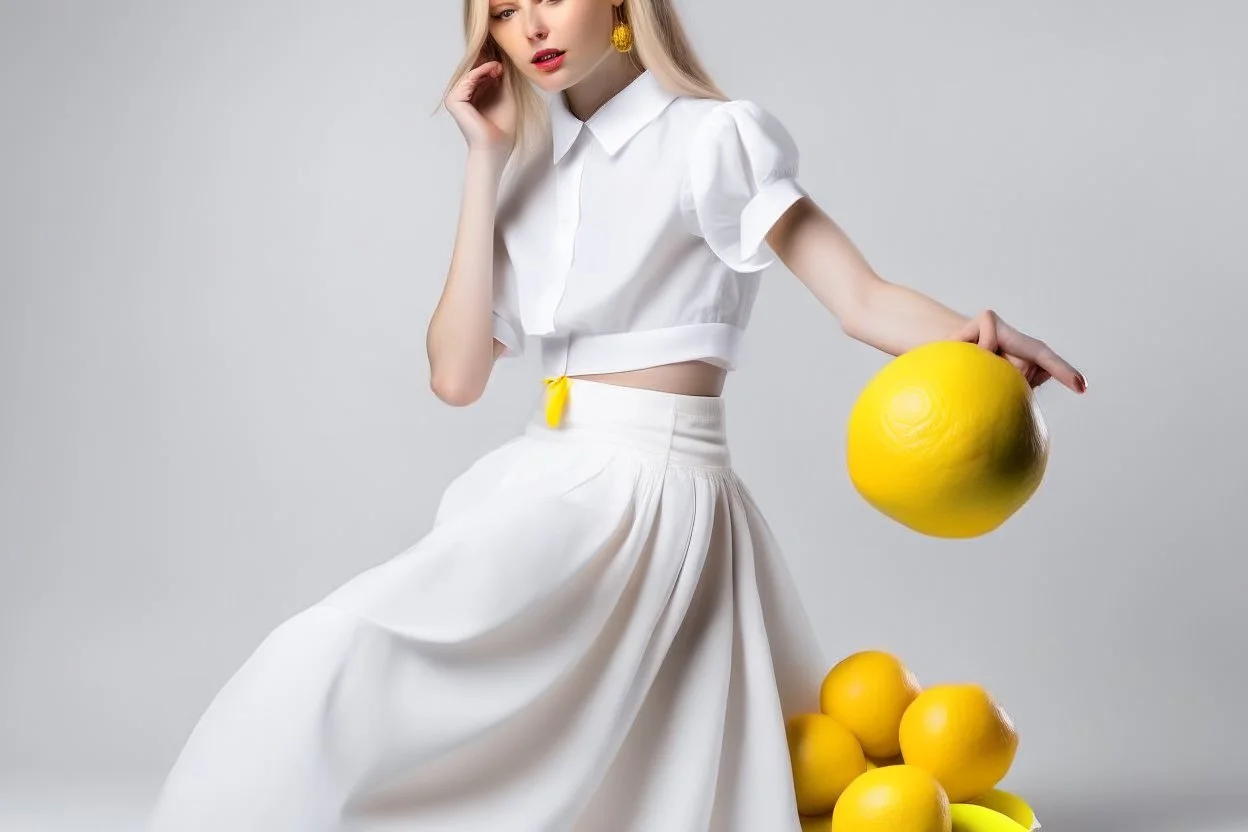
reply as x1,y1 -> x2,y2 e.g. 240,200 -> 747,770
487,0 -> 620,92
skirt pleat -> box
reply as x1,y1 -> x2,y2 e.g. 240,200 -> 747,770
148,379 -> 827,832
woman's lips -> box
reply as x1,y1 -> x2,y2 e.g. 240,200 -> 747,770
533,51 -> 565,72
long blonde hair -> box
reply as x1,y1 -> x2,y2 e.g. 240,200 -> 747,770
439,0 -> 728,164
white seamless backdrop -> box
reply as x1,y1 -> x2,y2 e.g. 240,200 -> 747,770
1,1 -> 1245,829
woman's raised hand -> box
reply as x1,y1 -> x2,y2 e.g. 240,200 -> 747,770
444,56 -> 517,157
955,309 -> 1087,393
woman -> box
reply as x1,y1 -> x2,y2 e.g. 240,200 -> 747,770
149,1 -> 1086,829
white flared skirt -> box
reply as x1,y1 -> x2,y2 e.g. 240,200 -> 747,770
148,378 -> 828,831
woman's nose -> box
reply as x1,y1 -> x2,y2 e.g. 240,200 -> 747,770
521,9 -> 548,41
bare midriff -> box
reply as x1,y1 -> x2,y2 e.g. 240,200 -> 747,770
570,359 -> 727,397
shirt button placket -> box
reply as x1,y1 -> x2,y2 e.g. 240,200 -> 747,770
537,135 -> 586,337
538,134 -> 586,423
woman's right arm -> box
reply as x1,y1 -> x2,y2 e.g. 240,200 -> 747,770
427,58 -> 517,406
426,148 -> 510,406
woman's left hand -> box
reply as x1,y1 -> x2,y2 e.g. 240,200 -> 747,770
954,309 -> 1087,394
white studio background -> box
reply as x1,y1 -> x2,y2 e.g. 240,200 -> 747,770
2,1 -> 1245,829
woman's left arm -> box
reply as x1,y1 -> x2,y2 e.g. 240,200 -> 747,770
766,197 -> 1088,394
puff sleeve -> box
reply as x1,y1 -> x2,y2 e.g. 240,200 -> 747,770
491,230 -> 524,358
683,100 -> 808,273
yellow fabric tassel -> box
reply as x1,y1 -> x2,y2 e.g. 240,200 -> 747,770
544,375 -> 570,427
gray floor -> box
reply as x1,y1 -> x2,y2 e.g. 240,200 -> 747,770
1,777 -> 1245,832
1034,797 -> 1248,832
0,777 -> 154,832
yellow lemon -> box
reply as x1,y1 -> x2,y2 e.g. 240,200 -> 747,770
845,340 -> 1049,538
966,789 -> 1036,828
950,803 -> 1030,831
787,713 -> 869,816
830,764 -> 951,832
820,650 -> 922,759
898,684 -> 1019,803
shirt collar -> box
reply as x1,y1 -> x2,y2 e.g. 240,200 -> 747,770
546,69 -> 678,164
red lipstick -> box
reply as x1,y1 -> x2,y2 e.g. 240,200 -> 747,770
532,49 -> 565,72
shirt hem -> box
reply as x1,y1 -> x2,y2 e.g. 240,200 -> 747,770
539,323 -> 743,377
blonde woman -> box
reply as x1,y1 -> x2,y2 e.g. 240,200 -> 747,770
148,1 -> 1086,829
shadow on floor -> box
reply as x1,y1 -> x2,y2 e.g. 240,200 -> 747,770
1035,792 -> 1246,832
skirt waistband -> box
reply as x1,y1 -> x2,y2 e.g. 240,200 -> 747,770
525,377 -> 731,467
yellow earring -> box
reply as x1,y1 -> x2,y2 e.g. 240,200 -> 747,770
611,7 -> 633,53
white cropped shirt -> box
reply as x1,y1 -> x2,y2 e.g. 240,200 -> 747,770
491,69 -> 808,379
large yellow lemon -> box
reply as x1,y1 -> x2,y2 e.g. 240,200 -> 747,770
898,684 -> 1019,802
819,650 -> 921,759
830,764 -> 952,832
787,713 -> 869,816
845,340 -> 1049,538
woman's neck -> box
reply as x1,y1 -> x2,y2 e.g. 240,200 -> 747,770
561,55 -> 643,122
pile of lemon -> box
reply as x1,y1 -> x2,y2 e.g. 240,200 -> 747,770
789,651 -> 1039,831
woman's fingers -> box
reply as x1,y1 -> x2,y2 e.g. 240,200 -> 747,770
450,62 -> 501,104
996,324 -> 1085,393
955,309 -> 1087,394
1021,338 -> 1084,393
955,309 -> 1000,354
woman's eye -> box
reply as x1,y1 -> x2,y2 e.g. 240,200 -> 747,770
492,9 -> 514,20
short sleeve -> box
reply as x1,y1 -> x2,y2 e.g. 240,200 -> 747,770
683,100 -> 808,273
492,230 -> 524,358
